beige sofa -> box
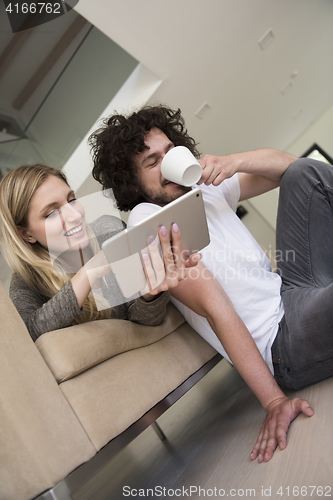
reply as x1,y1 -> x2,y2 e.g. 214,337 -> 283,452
0,278 -> 221,500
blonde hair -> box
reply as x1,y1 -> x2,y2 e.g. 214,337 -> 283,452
0,164 -> 111,324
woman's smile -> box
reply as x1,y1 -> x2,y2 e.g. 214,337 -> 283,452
64,222 -> 84,238
23,175 -> 90,253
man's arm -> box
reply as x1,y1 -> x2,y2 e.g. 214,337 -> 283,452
171,262 -> 314,462
198,148 -> 298,201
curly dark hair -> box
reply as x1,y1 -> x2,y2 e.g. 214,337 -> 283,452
88,105 -> 200,211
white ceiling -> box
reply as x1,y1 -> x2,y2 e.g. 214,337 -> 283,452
74,0 -> 333,156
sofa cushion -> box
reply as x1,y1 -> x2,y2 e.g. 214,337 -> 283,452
59,323 -> 218,450
36,303 -> 185,383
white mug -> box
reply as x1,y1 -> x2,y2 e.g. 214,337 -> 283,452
161,146 -> 202,186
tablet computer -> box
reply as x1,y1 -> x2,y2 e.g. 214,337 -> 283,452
102,188 -> 210,298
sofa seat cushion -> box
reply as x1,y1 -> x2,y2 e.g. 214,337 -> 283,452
59,322 -> 218,450
36,303 -> 185,383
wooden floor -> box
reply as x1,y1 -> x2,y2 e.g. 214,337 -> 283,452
75,361 -> 333,500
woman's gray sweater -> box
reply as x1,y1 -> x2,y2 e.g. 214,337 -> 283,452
9,215 -> 169,341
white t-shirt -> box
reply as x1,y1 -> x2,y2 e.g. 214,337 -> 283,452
128,175 -> 284,374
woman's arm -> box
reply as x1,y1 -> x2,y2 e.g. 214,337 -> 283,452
9,273 -> 83,341
127,291 -> 170,326
10,224 -> 200,337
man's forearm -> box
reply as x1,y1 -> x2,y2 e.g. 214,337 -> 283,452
171,263 -> 285,409
234,148 -> 297,181
237,149 -> 297,200
198,148 -> 298,201
206,304 -> 284,409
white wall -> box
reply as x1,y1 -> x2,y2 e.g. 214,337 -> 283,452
287,103 -> 333,158
244,102 -> 333,244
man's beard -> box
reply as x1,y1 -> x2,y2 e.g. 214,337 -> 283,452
139,183 -> 190,206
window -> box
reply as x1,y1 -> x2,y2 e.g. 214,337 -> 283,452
302,143 -> 333,165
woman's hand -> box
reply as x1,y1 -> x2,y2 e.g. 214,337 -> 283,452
250,396 -> 314,463
141,223 -> 201,301
71,250 -> 111,308
84,250 -> 111,283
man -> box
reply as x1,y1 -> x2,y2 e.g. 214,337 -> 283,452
89,105 -> 333,463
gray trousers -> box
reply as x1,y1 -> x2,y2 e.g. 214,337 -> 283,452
272,157 -> 333,390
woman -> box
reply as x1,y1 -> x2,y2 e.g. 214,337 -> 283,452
0,164 -> 199,341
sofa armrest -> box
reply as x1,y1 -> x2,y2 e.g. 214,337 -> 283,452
36,303 -> 185,383
0,280 -> 96,500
